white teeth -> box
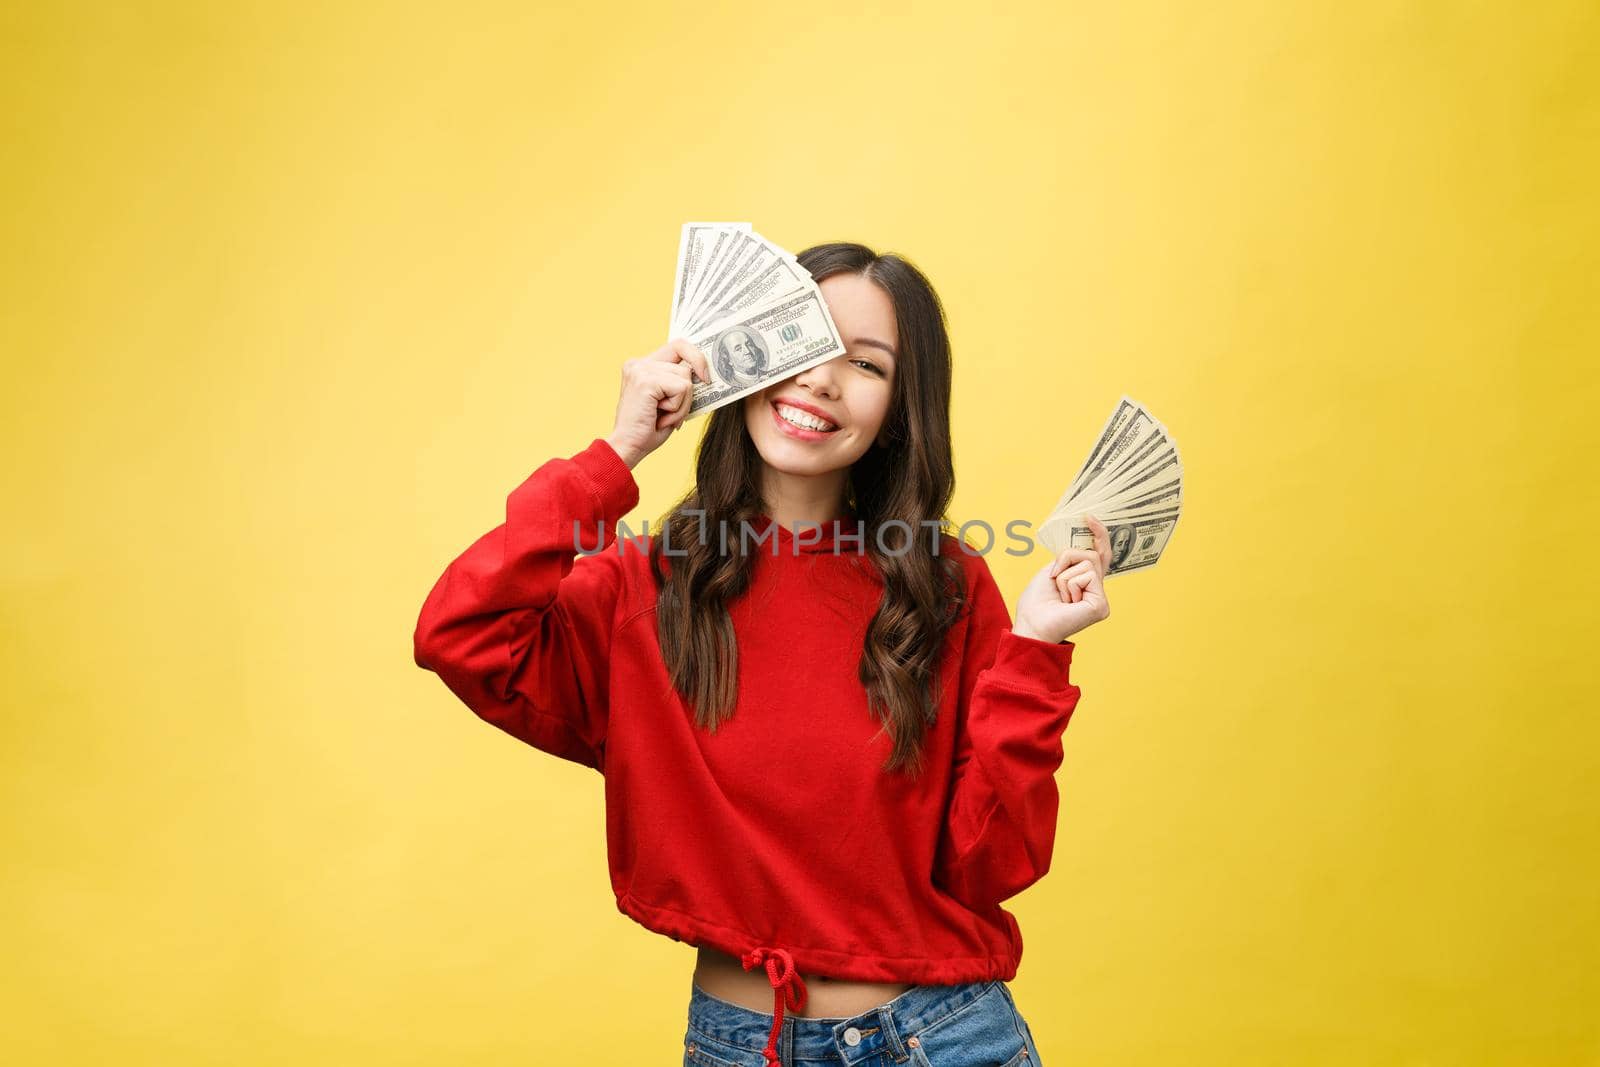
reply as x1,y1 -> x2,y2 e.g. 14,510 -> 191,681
777,403 -> 837,432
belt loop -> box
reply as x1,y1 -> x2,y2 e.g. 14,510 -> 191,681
876,1003 -> 910,1062
780,1015 -> 794,1067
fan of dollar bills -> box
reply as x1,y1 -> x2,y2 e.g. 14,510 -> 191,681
667,222 -> 847,420
1037,396 -> 1183,576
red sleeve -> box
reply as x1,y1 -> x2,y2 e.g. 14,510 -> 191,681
412,437 -> 640,773
932,551 -> 1081,910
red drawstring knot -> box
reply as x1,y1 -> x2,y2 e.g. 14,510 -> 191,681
741,945 -> 808,1067
741,945 -> 808,1012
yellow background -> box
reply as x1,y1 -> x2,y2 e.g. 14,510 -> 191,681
4,2 -> 1596,1063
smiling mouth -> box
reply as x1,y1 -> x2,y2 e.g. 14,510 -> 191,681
773,401 -> 840,433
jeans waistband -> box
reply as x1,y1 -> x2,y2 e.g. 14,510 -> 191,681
688,978 -> 999,1065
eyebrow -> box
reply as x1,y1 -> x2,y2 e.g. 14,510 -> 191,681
852,338 -> 898,359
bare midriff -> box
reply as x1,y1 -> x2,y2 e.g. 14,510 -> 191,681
693,945 -> 914,1019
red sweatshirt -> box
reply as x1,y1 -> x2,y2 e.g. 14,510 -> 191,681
413,437 -> 1082,1042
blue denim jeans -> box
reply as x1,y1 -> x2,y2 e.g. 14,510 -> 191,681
684,977 -> 1043,1066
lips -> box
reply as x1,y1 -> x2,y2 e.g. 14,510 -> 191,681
773,397 -> 840,428
770,399 -> 840,440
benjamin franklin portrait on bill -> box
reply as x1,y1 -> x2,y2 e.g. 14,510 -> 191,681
1109,524 -> 1136,569
714,327 -> 770,388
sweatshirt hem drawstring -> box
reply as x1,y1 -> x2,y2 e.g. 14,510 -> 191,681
741,945 -> 808,1067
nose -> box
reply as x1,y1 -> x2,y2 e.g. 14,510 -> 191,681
793,357 -> 841,398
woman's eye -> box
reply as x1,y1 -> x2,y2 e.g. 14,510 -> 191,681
851,359 -> 883,375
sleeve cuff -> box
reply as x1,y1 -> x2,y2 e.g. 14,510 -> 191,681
572,437 -> 640,517
989,629 -> 1076,692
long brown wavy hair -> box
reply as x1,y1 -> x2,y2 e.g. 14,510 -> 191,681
646,242 -> 968,777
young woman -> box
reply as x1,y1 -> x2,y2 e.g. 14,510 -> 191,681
414,243 -> 1112,1067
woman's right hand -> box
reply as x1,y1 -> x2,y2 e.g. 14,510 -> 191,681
606,339 -> 714,469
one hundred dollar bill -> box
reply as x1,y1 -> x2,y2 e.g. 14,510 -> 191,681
689,256 -> 814,334
669,222 -> 748,338
674,225 -> 750,337
1039,507 -> 1181,576
1038,395 -> 1183,575
1050,397 -> 1167,512
683,289 -> 846,418
682,241 -> 799,336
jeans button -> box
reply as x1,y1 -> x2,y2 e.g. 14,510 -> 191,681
843,1026 -> 862,1046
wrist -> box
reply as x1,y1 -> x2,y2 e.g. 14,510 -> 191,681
606,436 -> 643,470
1011,624 -> 1069,646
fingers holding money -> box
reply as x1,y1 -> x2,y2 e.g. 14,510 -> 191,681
1053,559 -> 1098,603
660,337 -> 713,385
645,340 -> 710,433
611,337 -> 717,464
1047,516 -> 1113,605
1082,514 -> 1113,573
653,369 -> 693,432
1048,544 -> 1105,582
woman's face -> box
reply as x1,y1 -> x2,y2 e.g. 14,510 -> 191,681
743,272 -> 898,480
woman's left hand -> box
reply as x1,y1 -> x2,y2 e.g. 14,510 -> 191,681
1014,515 -> 1113,644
